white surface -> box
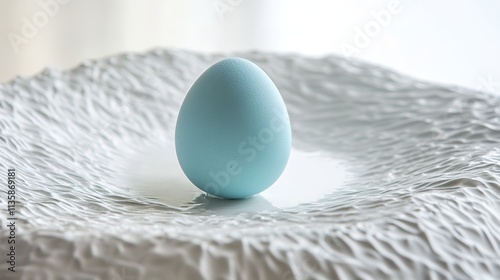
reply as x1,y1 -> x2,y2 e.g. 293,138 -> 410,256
1,49 -> 500,279
129,145 -> 348,211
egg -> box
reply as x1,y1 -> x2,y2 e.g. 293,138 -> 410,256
175,58 -> 292,199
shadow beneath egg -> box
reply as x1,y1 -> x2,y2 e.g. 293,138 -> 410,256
191,194 -> 278,215
124,141 -> 278,214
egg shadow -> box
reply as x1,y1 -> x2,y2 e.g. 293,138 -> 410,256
124,141 -> 278,214
192,194 -> 279,215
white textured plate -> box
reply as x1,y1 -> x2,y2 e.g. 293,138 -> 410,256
1,50 -> 500,280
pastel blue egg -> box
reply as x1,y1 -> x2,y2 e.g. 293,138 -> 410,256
175,58 -> 291,199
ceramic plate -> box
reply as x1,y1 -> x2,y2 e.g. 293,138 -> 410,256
1,50 -> 499,280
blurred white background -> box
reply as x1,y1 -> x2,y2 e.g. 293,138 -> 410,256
1,0 -> 499,94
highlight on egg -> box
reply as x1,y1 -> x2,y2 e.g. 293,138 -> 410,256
175,57 -> 292,199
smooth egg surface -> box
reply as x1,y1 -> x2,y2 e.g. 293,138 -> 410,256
175,58 -> 291,199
